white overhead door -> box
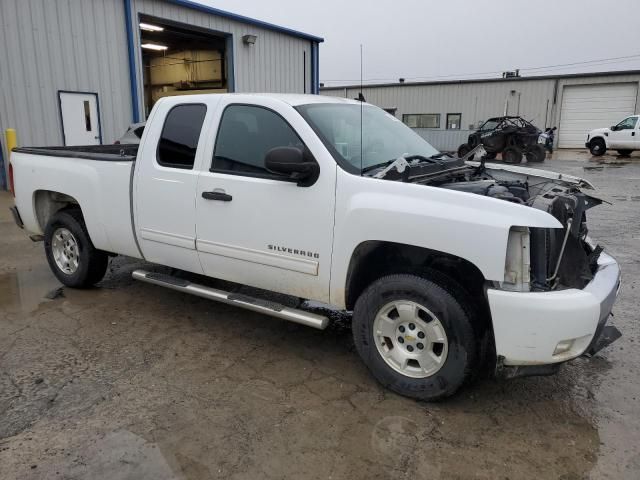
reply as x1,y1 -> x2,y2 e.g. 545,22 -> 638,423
558,83 -> 638,148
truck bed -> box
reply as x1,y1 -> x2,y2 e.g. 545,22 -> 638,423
13,144 -> 138,162
11,145 -> 140,259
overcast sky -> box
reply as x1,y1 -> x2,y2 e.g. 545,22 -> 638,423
199,0 -> 640,87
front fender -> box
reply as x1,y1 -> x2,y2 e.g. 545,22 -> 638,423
329,171 -> 561,307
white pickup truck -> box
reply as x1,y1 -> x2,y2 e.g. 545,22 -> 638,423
9,94 -> 621,400
586,114 -> 640,156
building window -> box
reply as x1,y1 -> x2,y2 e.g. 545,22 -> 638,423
402,114 -> 440,128
83,101 -> 92,131
446,113 -> 461,130
157,104 -> 207,169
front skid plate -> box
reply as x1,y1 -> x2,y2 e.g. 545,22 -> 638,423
582,325 -> 622,358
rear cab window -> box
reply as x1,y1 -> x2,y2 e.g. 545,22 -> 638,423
157,104 -> 207,169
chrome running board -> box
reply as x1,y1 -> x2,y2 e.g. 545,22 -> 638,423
132,269 -> 329,330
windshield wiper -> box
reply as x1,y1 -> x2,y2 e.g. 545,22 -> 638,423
361,159 -> 397,173
372,157 -> 411,179
362,153 -> 446,174
403,154 -> 445,166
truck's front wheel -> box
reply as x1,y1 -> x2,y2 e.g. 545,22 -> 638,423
352,274 -> 478,401
589,138 -> 606,156
44,209 -> 109,288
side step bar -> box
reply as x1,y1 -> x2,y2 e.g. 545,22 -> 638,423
132,270 -> 329,330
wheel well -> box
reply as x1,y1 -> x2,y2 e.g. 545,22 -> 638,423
34,190 -> 82,231
345,241 -> 489,314
590,136 -> 605,145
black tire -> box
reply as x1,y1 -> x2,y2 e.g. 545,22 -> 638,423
352,274 -> 479,401
44,209 -> 109,288
457,143 -> 471,158
589,138 -> 606,156
526,144 -> 546,163
502,146 -> 523,164
616,149 -> 633,157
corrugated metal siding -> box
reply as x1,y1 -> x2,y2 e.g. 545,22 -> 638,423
129,0 -> 313,118
0,0 -> 317,184
0,0 -> 132,152
322,74 -> 640,151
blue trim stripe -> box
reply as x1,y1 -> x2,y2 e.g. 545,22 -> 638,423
314,43 -> 320,94
226,35 -> 235,92
164,0 -> 324,43
0,137 -> 6,190
124,0 -> 140,122
310,43 -> 320,94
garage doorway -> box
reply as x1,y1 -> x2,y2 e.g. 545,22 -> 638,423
58,91 -> 102,146
139,16 -> 232,118
558,83 -> 638,148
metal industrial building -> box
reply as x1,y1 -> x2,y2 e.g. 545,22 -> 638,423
0,0 -> 322,188
320,70 -> 640,152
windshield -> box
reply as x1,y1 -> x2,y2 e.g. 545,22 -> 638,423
296,103 -> 439,173
479,119 -> 499,131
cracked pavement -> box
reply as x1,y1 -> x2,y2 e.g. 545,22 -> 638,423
0,153 -> 639,479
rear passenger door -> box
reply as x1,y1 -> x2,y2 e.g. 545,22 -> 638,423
195,98 -> 336,303
134,101 -> 209,273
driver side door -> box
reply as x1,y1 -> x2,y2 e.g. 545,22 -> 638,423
609,116 -> 638,149
195,98 -> 337,303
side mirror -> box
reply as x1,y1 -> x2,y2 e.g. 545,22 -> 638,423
610,125 -> 618,131
265,146 -> 319,187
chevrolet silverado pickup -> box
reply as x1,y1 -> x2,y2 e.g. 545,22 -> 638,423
9,93 -> 622,400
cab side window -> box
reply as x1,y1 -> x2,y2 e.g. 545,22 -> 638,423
616,116 -> 638,130
212,105 -> 305,178
157,104 -> 207,169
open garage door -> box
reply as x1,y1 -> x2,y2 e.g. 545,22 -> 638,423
558,83 -> 638,148
139,16 -> 231,118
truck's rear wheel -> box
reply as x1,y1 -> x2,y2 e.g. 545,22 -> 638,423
44,209 -> 109,288
352,274 -> 479,401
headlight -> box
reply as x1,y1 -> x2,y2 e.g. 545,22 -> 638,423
501,226 -> 530,292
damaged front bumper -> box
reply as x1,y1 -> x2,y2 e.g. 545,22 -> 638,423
487,251 -> 621,377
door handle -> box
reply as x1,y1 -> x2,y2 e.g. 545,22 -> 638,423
632,131 -> 636,136
202,190 -> 233,202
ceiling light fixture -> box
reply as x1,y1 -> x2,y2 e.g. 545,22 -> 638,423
141,43 -> 168,51
139,22 -> 164,32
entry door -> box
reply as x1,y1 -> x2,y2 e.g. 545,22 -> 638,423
59,91 -> 101,145
195,100 -> 336,303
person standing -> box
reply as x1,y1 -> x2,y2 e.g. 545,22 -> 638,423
544,127 -> 557,155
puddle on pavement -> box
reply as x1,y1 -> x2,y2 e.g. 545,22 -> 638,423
0,266 -> 62,313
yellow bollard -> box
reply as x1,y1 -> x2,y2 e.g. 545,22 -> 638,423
6,128 -> 17,157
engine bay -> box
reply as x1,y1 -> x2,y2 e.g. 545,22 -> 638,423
364,154 -> 604,291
